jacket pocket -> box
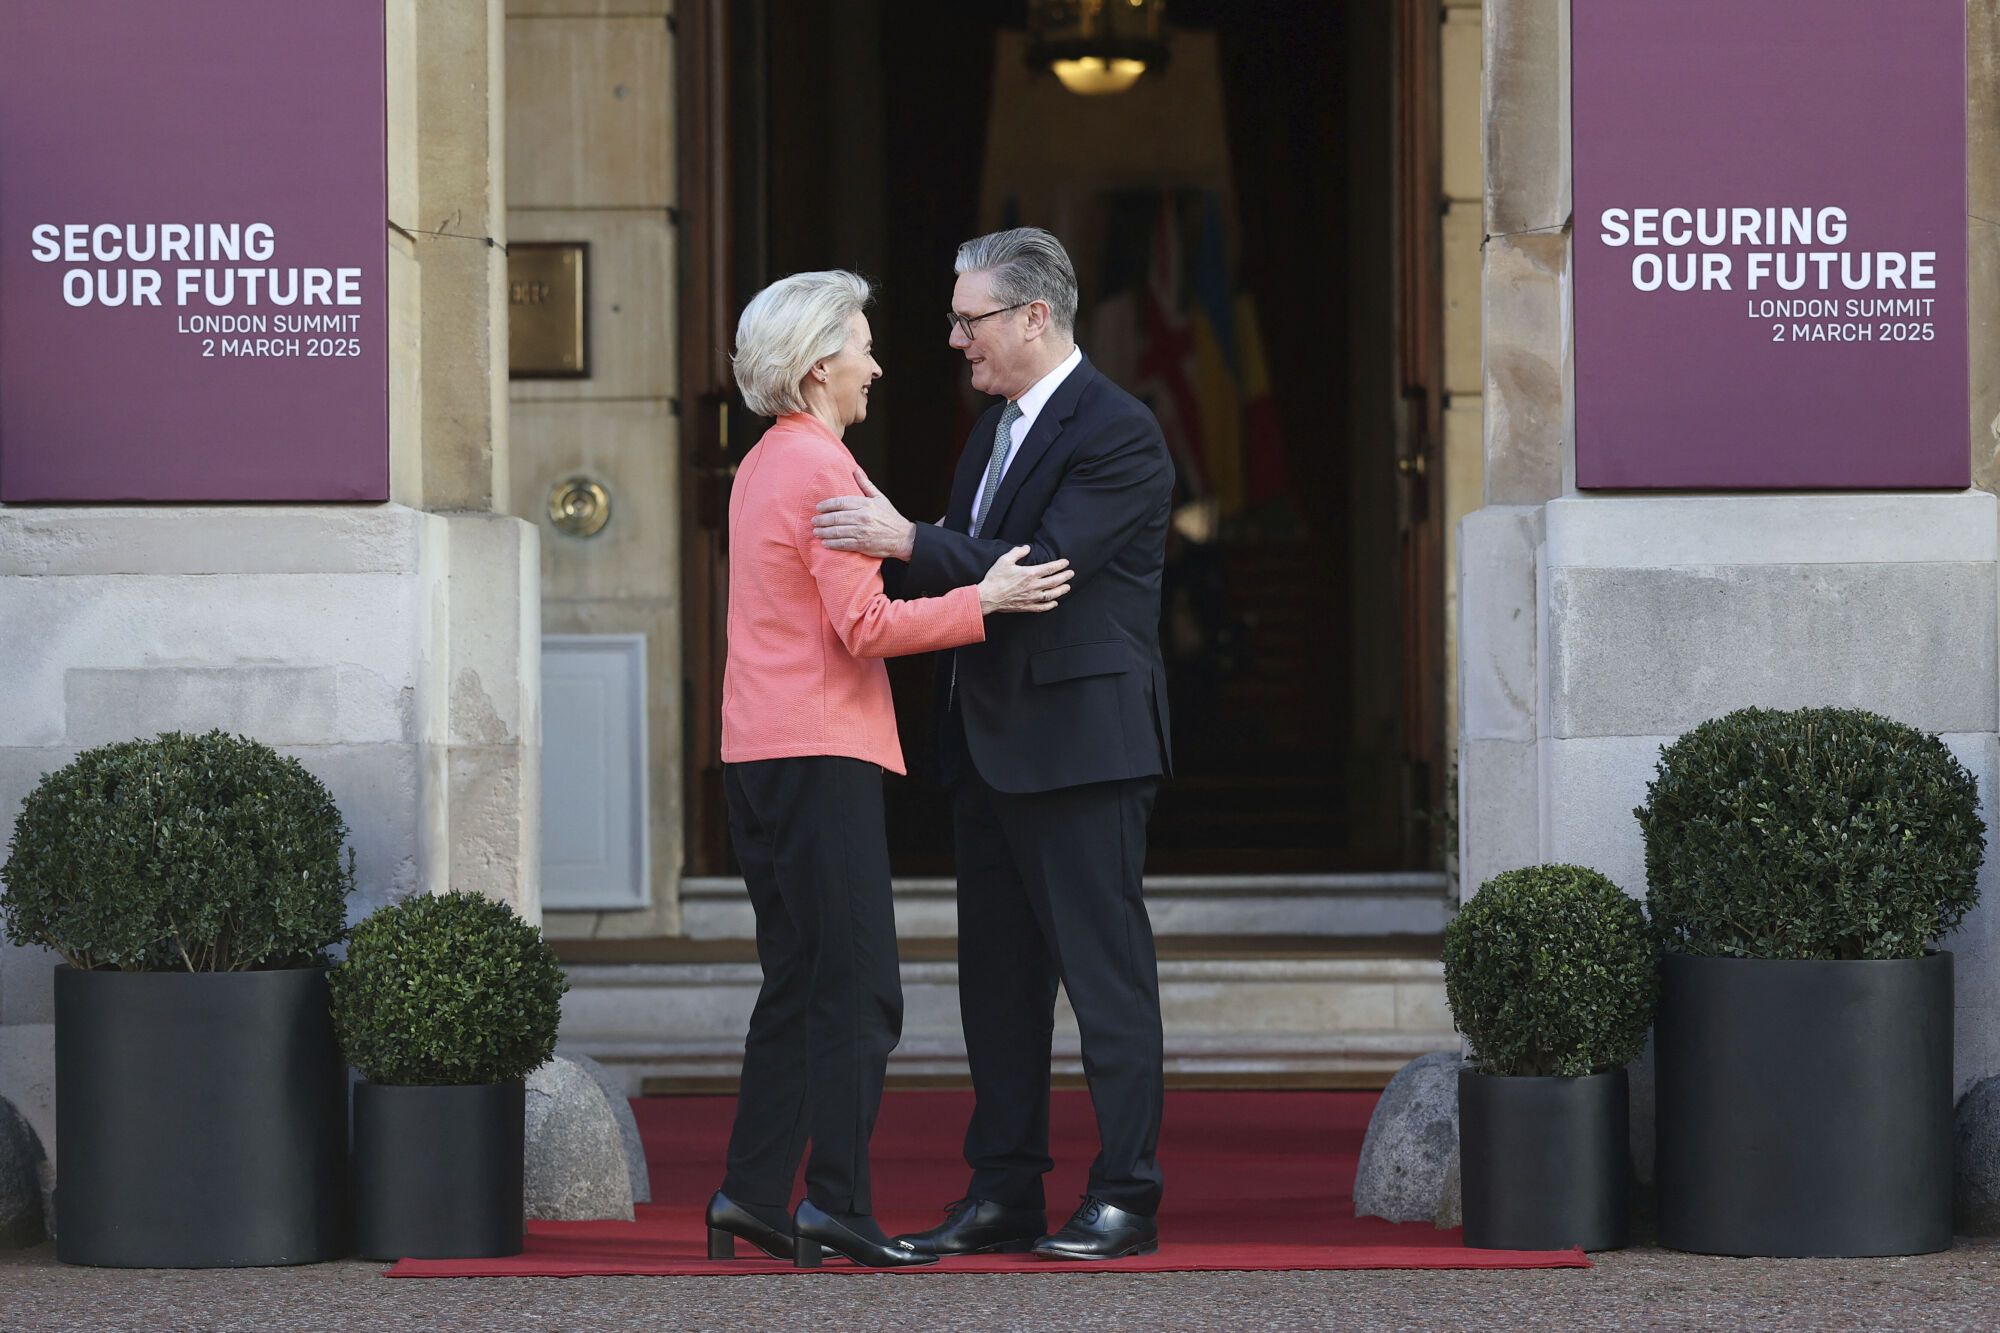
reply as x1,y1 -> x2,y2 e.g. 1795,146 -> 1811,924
1029,640 -> 1133,684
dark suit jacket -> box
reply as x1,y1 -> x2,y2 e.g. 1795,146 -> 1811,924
899,354 -> 1174,794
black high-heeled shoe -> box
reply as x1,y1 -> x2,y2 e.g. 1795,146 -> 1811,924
706,1189 -> 795,1260
792,1200 -> 939,1268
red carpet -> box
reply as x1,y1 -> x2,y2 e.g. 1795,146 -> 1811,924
389,1090 -> 1588,1277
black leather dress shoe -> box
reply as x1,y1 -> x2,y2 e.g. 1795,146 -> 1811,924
705,1190 -> 795,1260
893,1197 -> 1048,1256
1031,1196 -> 1159,1260
793,1200 -> 939,1268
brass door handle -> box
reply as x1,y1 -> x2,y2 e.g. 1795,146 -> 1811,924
1397,454 -> 1428,477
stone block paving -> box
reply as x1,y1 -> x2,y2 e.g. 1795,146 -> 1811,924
4,1240 -> 2000,1331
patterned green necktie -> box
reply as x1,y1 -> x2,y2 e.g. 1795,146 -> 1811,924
971,400 -> 1023,537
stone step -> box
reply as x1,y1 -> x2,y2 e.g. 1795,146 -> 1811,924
556,936 -> 1457,1096
677,873 -> 1453,940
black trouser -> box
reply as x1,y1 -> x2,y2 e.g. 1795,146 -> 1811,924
953,761 -> 1165,1215
720,756 -> 902,1216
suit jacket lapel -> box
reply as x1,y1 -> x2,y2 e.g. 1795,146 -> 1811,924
978,355 -> 1097,538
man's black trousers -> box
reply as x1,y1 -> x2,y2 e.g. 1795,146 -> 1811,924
953,762 -> 1165,1215
720,756 -> 902,1216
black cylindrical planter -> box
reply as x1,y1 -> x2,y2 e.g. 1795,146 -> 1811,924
1459,1068 -> 1630,1251
55,965 -> 349,1267
353,1081 -> 526,1260
1656,951 -> 1953,1257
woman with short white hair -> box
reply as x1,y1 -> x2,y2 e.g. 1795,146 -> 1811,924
703,270 -> 1071,1268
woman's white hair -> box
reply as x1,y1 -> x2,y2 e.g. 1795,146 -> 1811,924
731,270 -> 872,418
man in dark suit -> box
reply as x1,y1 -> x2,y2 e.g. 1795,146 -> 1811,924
811,227 -> 1174,1260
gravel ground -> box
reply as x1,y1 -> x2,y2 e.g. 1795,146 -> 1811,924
4,1240 -> 1999,1332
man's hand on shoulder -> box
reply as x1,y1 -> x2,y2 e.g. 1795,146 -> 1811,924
813,477 -> 917,561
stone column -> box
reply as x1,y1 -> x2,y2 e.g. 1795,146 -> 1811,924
442,513 -> 543,923
1479,0 -> 1567,504
1971,0 -> 2000,490
1456,0 -> 1567,901
415,0 -> 510,514
411,0 -> 542,922
1440,0 -> 1487,752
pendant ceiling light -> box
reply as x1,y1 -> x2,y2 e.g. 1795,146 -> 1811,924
1026,0 -> 1170,97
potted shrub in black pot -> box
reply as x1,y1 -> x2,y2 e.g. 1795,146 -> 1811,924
1444,864 -> 1657,1251
0,730 -> 353,1267
1638,706 -> 1984,1257
331,889 -> 568,1260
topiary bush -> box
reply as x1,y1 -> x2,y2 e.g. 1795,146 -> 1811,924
1443,864 -> 1658,1077
0,730 -> 353,971
1636,707 -> 1985,961
331,890 -> 568,1086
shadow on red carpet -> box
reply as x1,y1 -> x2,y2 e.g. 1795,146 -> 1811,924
388,1090 -> 1588,1277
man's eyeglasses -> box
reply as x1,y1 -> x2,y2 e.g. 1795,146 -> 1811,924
947,301 -> 1028,340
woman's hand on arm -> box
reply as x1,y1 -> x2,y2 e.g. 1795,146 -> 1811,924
976,546 -> 1072,615
797,464 -> 985,658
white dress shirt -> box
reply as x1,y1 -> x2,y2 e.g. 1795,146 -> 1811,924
971,345 -> 1083,533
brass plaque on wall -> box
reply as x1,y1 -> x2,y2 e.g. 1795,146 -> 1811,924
509,242 -> 588,378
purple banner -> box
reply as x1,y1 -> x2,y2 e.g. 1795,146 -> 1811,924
0,1 -> 387,502
1573,0 -> 1969,490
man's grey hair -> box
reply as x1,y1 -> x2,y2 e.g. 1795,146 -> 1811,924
731,270 -> 871,418
955,227 -> 1078,336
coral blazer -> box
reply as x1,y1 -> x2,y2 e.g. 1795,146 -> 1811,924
720,412 -> 985,774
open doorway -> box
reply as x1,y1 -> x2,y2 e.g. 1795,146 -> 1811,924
680,0 -> 1445,880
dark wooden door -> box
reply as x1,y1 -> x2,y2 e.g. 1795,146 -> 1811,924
1394,0 -> 1448,862
676,0 -> 744,876
677,0 -> 1450,877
